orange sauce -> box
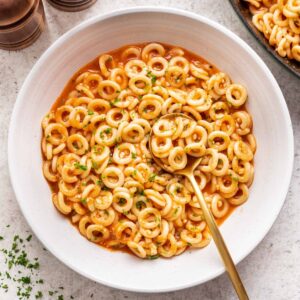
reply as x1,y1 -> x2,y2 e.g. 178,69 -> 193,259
44,42 -> 254,254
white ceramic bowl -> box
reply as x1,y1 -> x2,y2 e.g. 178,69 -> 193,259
8,7 -> 294,293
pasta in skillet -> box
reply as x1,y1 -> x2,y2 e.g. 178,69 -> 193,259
244,0 -> 300,61
41,42 -> 256,259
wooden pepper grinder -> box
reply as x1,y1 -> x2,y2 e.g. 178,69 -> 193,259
47,0 -> 97,11
0,0 -> 45,50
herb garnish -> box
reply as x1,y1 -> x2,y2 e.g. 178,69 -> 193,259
146,71 -> 157,84
148,173 -> 157,182
74,162 -> 87,171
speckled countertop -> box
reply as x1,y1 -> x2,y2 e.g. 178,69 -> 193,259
0,1 -> 299,299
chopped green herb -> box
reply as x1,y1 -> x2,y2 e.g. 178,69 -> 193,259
35,291 -> 43,299
81,198 -> 87,204
173,207 -> 179,216
88,110 -> 94,115
110,98 -> 121,107
99,131 -> 105,139
118,198 -> 126,205
104,127 -> 112,134
146,70 -> 157,84
135,201 -> 145,210
131,152 -> 137,159
74,162 -> 87,171
146,254 -> 160,260
26,235 -> 32,242
19,276 -> 31,284
92,161 -> 99,170
149,173 -> 157,182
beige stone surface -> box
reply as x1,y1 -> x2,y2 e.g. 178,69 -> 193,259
0,1 -> 299,299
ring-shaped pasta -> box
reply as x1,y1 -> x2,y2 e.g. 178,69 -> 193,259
67,134 -> 89,156
121,46 -> 141,60
151,136 -> 173,156
87,99 -> 110,115
209,101 -> 230,121
169,56 -> 190,73
180,119 -> 197,138
138,207 -> 161,229
83,73 -> 102,94
55,105 -> 73,127
91,144 -> 110,163
45,123 -> 69,146
147,56 -> 168,77
228,184 -> 249,205
52,192 -> 72,215
113,143 -> 136,165
86,224 -> 110,243
226,84 -> 247,107
138,99 -> 162,120
121,123 -> 145,143
141,43 -> 166,61
112,189 -> 133,213
94,191 -> 113,210
199,148 -> 218,173
106,107 -> 129,128
217,170 -> 239,194
165,66 -> 187,88
234,140 -> 254,161
127,241 -> 146,258
211,194 -> 229,218
208,131 -> 230,151
215,115 -> 236,136
129,75 -> 152,95
168,147 -> 188,170
115,221 -> 137,242
98,80 -> 121,100
109,68 -> 128,89
168,182 -> 191,205
187,88 -> 209,107
91,207 -> 115,226
125,59 -> 147,78
95,125 -> 117,146
102,167 -> 125,189
153,119 -> 173,137
99,54 -> 115,77
185,125 -> 208,145
158,234 -> 178,257
189,63 -> 210,80
76,84 -> 94,99
211,153 -> 230,177
180,229 -> 203,245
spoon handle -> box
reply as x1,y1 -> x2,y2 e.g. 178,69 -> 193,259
187,174 -> 249,300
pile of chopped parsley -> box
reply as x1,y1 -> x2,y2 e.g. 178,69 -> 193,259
0,231 -> 66,299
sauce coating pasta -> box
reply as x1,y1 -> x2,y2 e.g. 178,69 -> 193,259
244,0 -> 300,61
41,43 -> 256,259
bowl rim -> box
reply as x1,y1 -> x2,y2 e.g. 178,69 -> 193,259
8,6 -> 294,293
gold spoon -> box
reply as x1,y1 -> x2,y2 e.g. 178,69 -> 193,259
149,113 -> 249,300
